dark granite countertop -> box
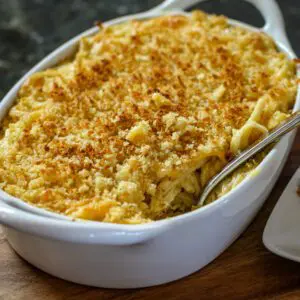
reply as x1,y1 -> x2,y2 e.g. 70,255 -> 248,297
1,0 -> 299,99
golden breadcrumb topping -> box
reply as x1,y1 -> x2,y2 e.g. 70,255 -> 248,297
0,11 -> 297,223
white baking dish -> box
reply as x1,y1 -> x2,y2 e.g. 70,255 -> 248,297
0,0 -> 299,288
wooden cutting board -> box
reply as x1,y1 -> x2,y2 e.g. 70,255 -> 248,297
1,131 -> 300,300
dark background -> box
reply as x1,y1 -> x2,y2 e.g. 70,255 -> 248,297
0,0 -> 299,99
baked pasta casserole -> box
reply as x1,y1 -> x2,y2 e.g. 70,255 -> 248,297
0,11 -> 297,223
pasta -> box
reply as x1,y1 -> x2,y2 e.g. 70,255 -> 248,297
0,11 -> 297,224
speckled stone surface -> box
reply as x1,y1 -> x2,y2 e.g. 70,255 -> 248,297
0,0 -> 299,99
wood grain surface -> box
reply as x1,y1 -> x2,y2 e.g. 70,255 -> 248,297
1,131 -> 300,300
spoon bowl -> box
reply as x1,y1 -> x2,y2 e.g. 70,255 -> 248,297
198,111 -> 300,205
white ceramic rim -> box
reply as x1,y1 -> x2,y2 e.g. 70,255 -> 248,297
0,0 -> 299,245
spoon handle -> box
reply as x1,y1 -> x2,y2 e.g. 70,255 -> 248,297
198,111 -> 300,205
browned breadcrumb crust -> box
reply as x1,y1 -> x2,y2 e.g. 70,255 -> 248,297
0,11 -> 297,223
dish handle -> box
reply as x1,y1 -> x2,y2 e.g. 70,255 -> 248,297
0,201 -> 175,245
150,0 -> 292,52
246,0 -> 292,51
149,0 -> 207,13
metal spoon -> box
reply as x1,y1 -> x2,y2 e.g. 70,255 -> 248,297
198,111 -> 300,206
